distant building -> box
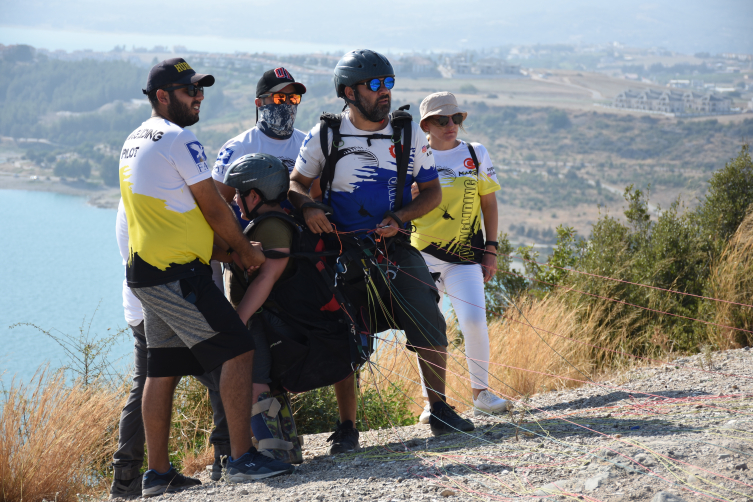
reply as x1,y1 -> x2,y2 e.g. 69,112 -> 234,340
612,88 -> 732,115
439,52 -> 521,78
667,79 -> 690,89
391,56 -> 439,77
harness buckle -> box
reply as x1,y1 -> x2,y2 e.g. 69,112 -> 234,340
386,264 -> 399,280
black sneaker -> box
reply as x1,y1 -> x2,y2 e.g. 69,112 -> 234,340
209,456 -> 226,482
109,476 -> 142,500
429,401 -> 475,436
226,447 -> 294,482
142,465 -> 200,497
326,420 -> 361,455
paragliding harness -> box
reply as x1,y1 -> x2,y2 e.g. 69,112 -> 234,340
228,206 -> 377,464
234,207 -> 374,392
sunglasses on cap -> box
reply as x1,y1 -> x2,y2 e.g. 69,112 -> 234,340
259,92 -> 302,105
162,84 -> 204,97
431,113 -> 464,127
357,76 -> 395,92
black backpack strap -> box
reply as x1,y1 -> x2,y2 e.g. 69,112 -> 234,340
243,211 -> 300,239
467,142 -> 480,175
390,105 -> 413,212
318,113 -> 342,204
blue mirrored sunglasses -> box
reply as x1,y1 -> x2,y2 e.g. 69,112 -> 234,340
359,76 -> 395,92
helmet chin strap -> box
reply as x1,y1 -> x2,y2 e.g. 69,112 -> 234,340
238,190 -> 265,220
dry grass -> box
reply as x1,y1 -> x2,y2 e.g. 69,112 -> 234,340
180,440 -> 214,477
364,289 -> 631,414
0,370 -> 122,502
706,211 -> 753,349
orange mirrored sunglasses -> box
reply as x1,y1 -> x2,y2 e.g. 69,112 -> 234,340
259,92 -> 302,105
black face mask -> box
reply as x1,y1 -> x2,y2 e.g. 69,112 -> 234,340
350,87 -> 391,123
257,104 -> 297,139
167,92 -> 200,128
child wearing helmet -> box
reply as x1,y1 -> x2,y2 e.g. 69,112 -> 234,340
221,152 -> 302,464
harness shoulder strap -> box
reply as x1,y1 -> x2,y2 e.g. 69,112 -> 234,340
243,211 -> 300,238
467,142 -> 480,174
390,105 -> 413,211
319,112 -> 342,203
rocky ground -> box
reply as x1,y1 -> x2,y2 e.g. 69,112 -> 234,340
119,348 -> 753,502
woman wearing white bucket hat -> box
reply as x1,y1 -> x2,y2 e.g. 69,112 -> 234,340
411,91 -> 512,422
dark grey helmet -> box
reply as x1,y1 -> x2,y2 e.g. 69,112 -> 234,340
334,49 -> 394,98
223,153 -> 289,204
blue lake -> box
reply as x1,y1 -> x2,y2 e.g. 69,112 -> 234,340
0,189 -> 129,383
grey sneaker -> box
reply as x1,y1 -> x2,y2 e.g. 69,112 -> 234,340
142,466 -> 200,497
109,477 -> 142,500
226,448 -> 294,482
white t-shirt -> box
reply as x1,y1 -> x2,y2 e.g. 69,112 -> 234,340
116,199 -> 144,326
411,141 -> 500,263
119,117 -> 214,287
212,126 -> 307,181
294,112 -> 437,233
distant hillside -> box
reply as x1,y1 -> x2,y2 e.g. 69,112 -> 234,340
3,56 -> 751,241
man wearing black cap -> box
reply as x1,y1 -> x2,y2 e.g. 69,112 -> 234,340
212,67 -> 308,207
119,58 -> 294,497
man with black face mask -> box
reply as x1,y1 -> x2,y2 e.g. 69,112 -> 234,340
212,67 -> 307,211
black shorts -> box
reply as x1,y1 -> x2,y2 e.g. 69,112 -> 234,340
343,240 -> 448,351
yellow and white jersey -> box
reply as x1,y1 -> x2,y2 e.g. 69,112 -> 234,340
119,117 -> 214,287
411,141 -> 500,264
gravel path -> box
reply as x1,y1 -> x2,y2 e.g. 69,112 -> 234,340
121,348 -> 753,502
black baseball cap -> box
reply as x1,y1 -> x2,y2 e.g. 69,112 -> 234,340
142,58 -> 215,95
256,67 -> 307,98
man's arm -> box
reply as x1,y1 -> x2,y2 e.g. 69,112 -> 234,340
235,249 -> 289,324
213,178 -> 236,204
376,177 -> 442,237
289,168 -> 333,234
189,177 -> 265,270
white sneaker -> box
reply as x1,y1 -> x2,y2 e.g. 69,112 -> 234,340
473,390 -> 513,416
418,403 -> 431,424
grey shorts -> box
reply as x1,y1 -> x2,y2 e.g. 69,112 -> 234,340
132,274 -> 255,378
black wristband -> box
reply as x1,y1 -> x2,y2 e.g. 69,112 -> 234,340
483,250 -> 498,256
485,240 -> 499,250
383,210 -> 404,230
226,247 -> 233,256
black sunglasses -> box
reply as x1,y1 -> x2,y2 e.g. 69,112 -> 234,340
162,84 -> 204,97
431,113 -> 464,127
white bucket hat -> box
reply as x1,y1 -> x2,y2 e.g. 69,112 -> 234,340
419,91 -> 468,124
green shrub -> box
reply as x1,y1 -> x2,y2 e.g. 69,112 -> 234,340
484,232 -> 528,320
291,379 -> 417,434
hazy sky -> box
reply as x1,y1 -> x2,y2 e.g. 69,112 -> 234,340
1,0 -> 751,55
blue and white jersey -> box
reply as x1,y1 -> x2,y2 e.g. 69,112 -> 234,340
295,112 -> 437,233
212,126 -> 307,182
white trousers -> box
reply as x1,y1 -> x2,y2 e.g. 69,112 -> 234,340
420,252 -> 491,391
